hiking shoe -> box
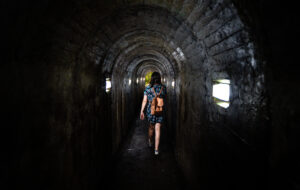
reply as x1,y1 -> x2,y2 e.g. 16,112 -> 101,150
154,150 -> 159,155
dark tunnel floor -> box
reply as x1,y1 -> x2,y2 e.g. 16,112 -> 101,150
111,118 -> 186,190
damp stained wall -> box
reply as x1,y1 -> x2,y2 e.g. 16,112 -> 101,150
2,0 -> 299,189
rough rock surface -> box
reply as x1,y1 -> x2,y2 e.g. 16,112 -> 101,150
2,0 -> 299,189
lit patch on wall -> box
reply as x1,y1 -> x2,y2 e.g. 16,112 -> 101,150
105,78 -> 111,92
212,79 -> 230,108
176,47 -> 185,60
172,47 -> 186,62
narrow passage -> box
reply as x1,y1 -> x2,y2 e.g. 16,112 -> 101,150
112,117 -> 186,190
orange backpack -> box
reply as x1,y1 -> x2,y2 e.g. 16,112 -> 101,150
150,86 -> 164,116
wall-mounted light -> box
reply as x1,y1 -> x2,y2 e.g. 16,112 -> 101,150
128,79 -> 131,85
212,79 -> 230,108
172,80 -> 175,87
105,78 -> 111,92
136,78 -> 139,83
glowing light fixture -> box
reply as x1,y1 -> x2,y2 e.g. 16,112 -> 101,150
136,78 -> 139,83
129,79 -> 131,85
105,78 -> 111,92
212,79 -> 230,108
172,80 -> 175,87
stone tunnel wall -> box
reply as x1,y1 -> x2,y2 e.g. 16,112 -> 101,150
234,1 -> 300,189
3,0 -> 268,189
81,1 -> 269,189
2,0 -> 299,190
2,1 -> 113,189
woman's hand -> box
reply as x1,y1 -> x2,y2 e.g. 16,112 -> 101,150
140,111 -> 145,120
140,95 -> 147,120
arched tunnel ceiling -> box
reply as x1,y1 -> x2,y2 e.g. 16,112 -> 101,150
101,30 -> 182,77
49,0 -> 261,112
64,0 -> 249,84
92,6 -> 194,80
36,0 -> 264,119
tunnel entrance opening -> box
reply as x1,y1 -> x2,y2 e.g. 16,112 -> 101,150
144,71 -> 153,87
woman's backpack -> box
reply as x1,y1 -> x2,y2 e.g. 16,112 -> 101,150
150,86 -> 164,116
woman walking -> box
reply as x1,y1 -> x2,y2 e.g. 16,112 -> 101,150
140,72 -> 167,155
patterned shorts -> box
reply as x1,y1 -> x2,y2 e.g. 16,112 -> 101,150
146,104 -> 163,124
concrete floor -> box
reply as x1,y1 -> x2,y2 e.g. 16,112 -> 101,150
111,118 -> 186,190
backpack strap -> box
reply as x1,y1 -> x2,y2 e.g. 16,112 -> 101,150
152,87 -> 157,97
152,85 -> 163,97
158,86 -> 163,96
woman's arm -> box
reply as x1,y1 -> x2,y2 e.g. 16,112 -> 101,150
140,95 -> 147,120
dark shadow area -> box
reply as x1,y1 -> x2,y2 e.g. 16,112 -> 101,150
111,116 -> 187,190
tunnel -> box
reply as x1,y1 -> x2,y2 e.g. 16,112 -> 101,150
2,0 -> 300,190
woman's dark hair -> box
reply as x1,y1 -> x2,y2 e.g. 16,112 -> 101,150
150,72 -> 161,87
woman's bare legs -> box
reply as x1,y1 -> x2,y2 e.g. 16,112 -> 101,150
154,123 -> 161,151
148,123 -> 155,143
